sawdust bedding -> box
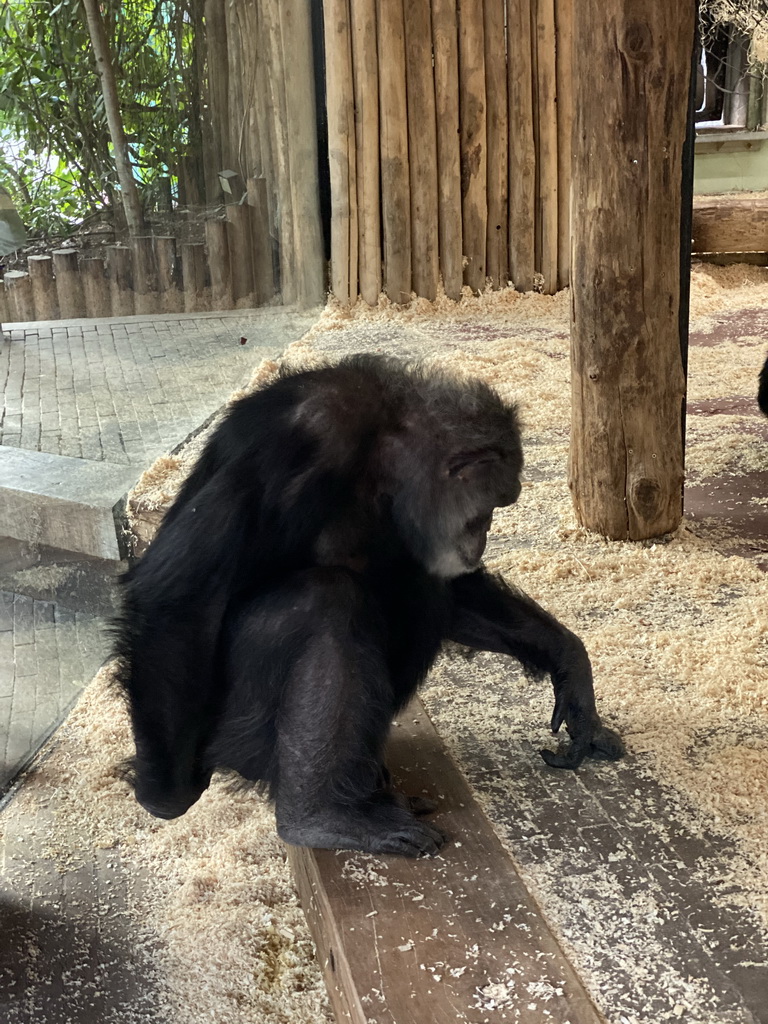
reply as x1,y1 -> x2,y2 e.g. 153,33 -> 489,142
3,263 -> 768,1023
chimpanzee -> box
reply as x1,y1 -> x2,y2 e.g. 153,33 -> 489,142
114,354 -> 624,856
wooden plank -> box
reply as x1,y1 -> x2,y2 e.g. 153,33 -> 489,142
507,0 -> 536,292
246,176 -> 276,304
457,0 -> 487,293
570,0 -> 694,540
106,244 -> 135,316
205,218 -> 234,310
533,0 -> 558,294
377,0 -> 412,304
432,0 -> 463,301
691,197 -> 768,254
554,0 -> 573,290
180,242 -> 210,313
226,203 -> 257,307
289,698 -> 604,1024
351,0 -> 382,305
484,0 -> 509,289
404,0 -> 439,301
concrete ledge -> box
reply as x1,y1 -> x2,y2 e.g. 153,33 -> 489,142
0,447 -> 139,560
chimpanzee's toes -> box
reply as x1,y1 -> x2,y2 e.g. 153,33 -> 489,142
407,794 -> 438,815
539,724 -> 625,770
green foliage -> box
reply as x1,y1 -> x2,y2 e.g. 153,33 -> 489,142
0,0 -> 201,237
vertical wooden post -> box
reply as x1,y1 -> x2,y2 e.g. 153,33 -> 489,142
507,0 -> 536,292
130,236 -> 160,315
377,0 -> 412,304
80,257 -> 111,318
204,0 -> 231,196
404,0 -> 439,302
350,0 -> 382,306
205,217 -> 234,309
555,0 -> 573,290
484,0 -> 509,289
154,236 -> 183,313
0,280 -> 9,325
432,0 -> 463,300
226,202 -> 257,307
53,249 -> 86,318
181,242 -> 210,313
458,0 -> 487,292
246,176 -> 276,305
569,0 -> 695,540
323,0 -> 357,306
27,255 -> 60,320
533,0 -> 558,294
3,271 -> 36,322
106,245 -> 135,316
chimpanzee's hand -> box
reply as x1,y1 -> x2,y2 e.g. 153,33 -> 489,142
539,696 -> 625,769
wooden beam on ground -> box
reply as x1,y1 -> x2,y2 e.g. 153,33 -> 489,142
692,197 -> 768,254
288,698 -> 603,1024
569,1 -> 695,540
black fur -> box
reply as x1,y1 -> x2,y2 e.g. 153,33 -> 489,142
759,355 -> 768,417
114,354 -> 623,856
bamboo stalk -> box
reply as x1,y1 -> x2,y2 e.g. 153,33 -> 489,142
106,244 -> 135,316
205,218 -> 234,309
555,0 -> 573,290
80,257 -> 111,318
351,0 -> 381,305
432,0 -> 463,300
404,0 -> 439,301
484,0 -> 509,288
279,0 -> 326,308
458,0 -> 487,292
53,249 -> 87,319
27,255 -> 60,320
377,0 -> 412,304
534,0 -> 558,294
507,0 -> 536,291
4,271 -> 35,323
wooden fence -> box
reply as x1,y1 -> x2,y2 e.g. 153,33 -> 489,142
323,0 -> 574,304
0,192 -> 275,324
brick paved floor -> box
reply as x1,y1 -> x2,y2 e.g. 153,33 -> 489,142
0,308 -> 316,464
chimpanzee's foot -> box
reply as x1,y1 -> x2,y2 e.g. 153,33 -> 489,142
277,801 -> 446,856
540,723 -> 625,770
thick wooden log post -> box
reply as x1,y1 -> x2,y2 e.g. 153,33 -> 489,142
154,236 -> 183,313
27,255 -> 60,320
205,218 -> 234,309
555,0 -> 573,290
484,0 -> 509,289
323,0 -> 357,306
4,271 -> 35,323
181,242 -> 210,313
432,0 -> 463,300
377,0 -> 412,304
131,236 -> 160,315
350,0 -> 381,305
246,177 -> 276,304
404,0 -> 439,301
53,249 -> 86,319
458,0 -> 487,292
534,0 -> 559,295
569,1 -> 695,540
507,0 -> 535,292
0,281 -> 9,325
106,245 -> 135,316
226,203 -> 256,307
80,257 -> 111,318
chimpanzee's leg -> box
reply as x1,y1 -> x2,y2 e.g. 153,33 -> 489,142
256,568 -> 445,856
448,570 -> 624,768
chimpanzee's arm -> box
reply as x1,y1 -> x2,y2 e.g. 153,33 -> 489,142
447,569 -> 624,768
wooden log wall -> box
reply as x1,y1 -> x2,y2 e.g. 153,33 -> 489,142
0,218 -> 271,324
323,0 -> 576,304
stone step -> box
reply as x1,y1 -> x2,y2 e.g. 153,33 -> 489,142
0,447 -> 139,560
